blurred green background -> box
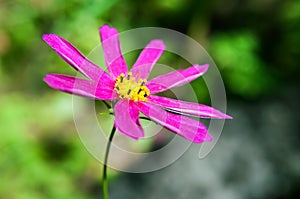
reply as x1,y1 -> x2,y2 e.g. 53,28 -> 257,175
1,0 -> 300,198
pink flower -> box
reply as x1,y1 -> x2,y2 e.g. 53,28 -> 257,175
43,24 -> 232,143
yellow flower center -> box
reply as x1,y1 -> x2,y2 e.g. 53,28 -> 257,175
114,72 -> 150,101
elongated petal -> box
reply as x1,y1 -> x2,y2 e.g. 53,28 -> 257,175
114,99 -> 144,139
42,34 -> 113,84
99,25 -> 128,78
43,74 -> 117,100
136,102 -> 212,143
146,64 -> 209,94
148,96 -> 232,119
130,40 -> 165,79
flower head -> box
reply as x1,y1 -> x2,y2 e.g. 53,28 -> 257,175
43,24 -> 232,143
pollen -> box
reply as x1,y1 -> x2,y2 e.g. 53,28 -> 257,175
114,72 -> 150,101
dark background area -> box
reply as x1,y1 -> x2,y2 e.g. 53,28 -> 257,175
0,0 -> 299,198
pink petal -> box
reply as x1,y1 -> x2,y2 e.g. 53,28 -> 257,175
114,99 -> 144,139
148,96 -> 232,119
130,40 -> 166,79
136,102 -> 212,143
146,64 -> 209,94
99,25 -> 128,78
42,34 -> 113,84
129,100 -> 142,126
43,74 -> 117,100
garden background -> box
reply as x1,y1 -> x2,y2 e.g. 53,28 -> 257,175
0,0 -> 299,198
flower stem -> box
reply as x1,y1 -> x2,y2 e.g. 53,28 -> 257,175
102,126 -> 116,199
102,100 -> 112,109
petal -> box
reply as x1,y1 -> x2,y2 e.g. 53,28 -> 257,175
43,74 -> 117,100
99,25 -> 128,78
114,99 -> 144,139
146,64 -> 209,94
148,96 -> 232,119
136,102 -> 212,143
42,34 -> 113,83
130,40 -> 166,79
129,100 -> 142,126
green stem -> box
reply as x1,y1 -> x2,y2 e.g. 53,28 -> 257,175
102,126 -> 116,199
102,100 -> 112,109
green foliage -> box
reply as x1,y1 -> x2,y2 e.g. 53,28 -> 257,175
210,32 -> 274,98
0,93 -> 96,199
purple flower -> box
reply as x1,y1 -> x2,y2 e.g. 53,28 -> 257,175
43,24 -> 232,143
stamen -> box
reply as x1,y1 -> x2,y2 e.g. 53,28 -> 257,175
127,72 -> 132,80
114,72 -> 150,101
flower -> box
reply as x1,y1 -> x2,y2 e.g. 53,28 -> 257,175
43,24 -> 232,143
